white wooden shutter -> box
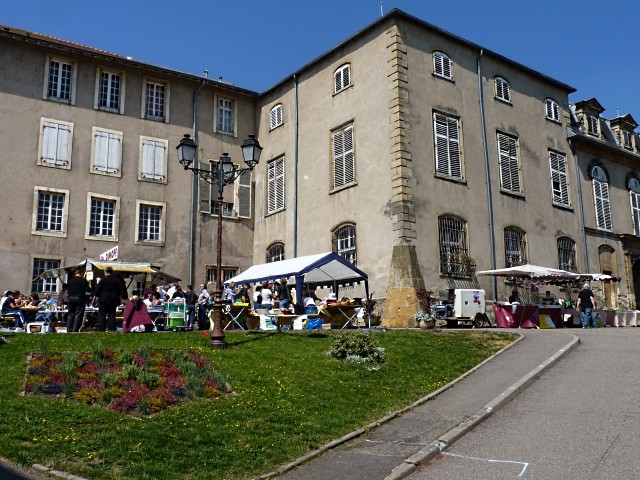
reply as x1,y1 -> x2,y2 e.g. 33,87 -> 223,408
42,121 -> 71,166
237,169 -> 252,218
498,134 -> 520,193
199,161 -> 212,213
333,126 -> 354,189
141,139 -> 166,181
631,191 -> 640,236
434,52 -> 451,78
93,130 -> 121,174
334,65 -> 350,93
267,158 -> 284,214
270,105 -> 282,129
594,180 -> 612,230
434,113 -> 461,178
549,152 -> 569,206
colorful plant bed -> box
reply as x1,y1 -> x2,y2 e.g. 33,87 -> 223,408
24,344 -> 232,415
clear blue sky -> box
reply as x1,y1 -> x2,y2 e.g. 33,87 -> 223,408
4,0 -> 640,119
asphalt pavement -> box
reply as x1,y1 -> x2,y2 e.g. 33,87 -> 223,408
271,328 -> 579,480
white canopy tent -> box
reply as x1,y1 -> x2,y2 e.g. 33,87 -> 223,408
476,264 -> 579,280
225,252 -> 370,312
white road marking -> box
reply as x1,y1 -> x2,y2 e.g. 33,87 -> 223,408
443,451 -> 529,477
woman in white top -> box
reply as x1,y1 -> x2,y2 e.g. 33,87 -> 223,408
261,282 -> 274,310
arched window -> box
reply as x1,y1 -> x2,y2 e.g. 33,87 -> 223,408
557,237 -> 577,272
432,51 -> 452,79
495,76 -> 511,103
333,224 -> 356,264
591,166 -> 612,231
334,64 -> 351,94
438,216 -> 469,275
266,243 -> 285,263
504,227 -> 527,267
545,98 -> 560,122
270,104 -> 283,129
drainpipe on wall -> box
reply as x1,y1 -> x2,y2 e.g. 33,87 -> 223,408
568,138 -> 590,272
189,79 -> 207,285
477,49 -> 497,301
293,74 -> 300,257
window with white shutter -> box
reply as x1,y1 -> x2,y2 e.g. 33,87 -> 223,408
433,112 -> 462,179
495,77 -> 511,103
497,133 -> 521,194
91,127 -> 122,176
270,104 -> 283,129
545,98 -> 560,122
139,137 -> 167,183
591,166 -> 611,230
332,124 -> 355,190
433,51 -> 452,79
39,118 -> 73,169
549,151 -> 569,207
334,64 -> 351,94
267,157 -> 285,214
629,178 -> 640,236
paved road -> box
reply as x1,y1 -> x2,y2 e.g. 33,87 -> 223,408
407,328 -> 640,479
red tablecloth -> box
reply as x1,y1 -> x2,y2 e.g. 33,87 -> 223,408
493,304 -> 539,328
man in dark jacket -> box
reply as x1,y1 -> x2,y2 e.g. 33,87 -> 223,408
184,285 -> 198,329
94,266 -> 122,331
67,269 -> 91,332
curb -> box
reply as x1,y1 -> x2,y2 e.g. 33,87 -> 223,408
384,332 -> 580,480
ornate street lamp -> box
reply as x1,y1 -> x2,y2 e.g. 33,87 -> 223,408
176,134 -> 262,347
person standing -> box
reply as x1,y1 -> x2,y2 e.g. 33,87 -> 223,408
276,278 -> 292,310
67,269 -> 91,332
94,266 -> 122,332
197,283 -> 209,330
184,285 -> 198,329
576,283 -> 597,329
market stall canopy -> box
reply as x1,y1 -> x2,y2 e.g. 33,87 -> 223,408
226,252 -> 368,288
33,260 -> 181,284
578,273 -> 621,282
477,264 -> 579,280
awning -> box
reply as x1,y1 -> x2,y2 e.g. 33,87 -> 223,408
477,264 -> 579,279
34,259 -> 181,284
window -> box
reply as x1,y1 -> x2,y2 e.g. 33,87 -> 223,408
504,227 -> 527,267
32,259 -> 60,294
206,266 -> 238,284
31,187 -> 68,237
139,137 -> 167,182
86,193 -> 119,240
333,224 -> 357,264
591,166 -> 612,231
628,178 -> 640,236
44,55 -> 75,103
549,151 -> 570,207
433,51 -> 452,79
143,79 -> 169,122
438,216 -> 469,276
586,115 -> 599,137
433,112 -> 462,179
497,133 -> 521,194
495,77 -> 511,103
545,98 -> 560,122
267,157 -> 285,214
136,200 -> 165,244
95,68 -> 124,113
38,118 -> 73,169
216,96 -> 235,134
334,64 -> 351,94
557,237 -> 577,272
91,127 -> 122,176
198,161 -> 252,218
266,243 -> 285,263
623,130 -> 634,150
270,104 -> 283,129
332,124 -> 355,190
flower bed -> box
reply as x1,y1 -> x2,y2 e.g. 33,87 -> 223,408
24,344 -> 231,415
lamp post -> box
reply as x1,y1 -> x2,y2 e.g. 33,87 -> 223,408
176,133 -> 262,347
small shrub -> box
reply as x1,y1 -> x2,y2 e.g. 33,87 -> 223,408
139,344 -> 153,361
100,373 -> 120,388
91,340 -> 107,362
136,371 -> 161,389
118,350 -> 134,365
121,364 -> 141,380
328,331 -> 386,366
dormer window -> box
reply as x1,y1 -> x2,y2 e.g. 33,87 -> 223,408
586,115 -> 599,137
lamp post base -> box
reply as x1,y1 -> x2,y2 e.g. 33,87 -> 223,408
210,298 -> 226,348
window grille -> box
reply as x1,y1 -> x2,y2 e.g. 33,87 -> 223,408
504,227 -> 527,267
266,243 -> 285,263
557,237 -> 577,272
438,217 -> 473,277
333,225 -> 357,265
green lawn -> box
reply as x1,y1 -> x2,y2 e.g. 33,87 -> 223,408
0,329 -> 514,479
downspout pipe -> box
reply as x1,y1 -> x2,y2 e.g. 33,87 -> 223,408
569,138 -> 590,271
189,79 -> 207,286
293,74 -> 300,257
477,49 -> 497,301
